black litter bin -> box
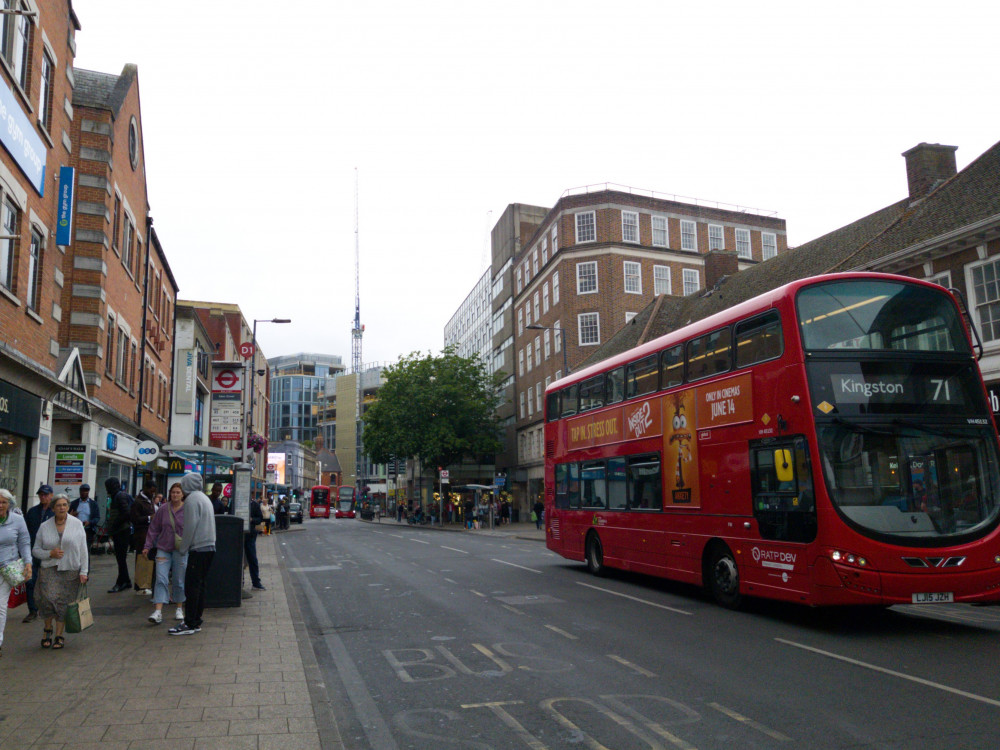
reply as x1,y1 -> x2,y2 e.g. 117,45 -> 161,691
204,514 -> 244,608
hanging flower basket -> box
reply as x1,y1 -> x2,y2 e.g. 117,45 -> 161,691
247,434 -> 268,453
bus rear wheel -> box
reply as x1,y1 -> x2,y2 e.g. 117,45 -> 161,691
585,533 -> 606,576
707,544 -> 742,609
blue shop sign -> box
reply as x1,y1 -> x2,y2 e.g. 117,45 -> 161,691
0,79 -> 46,195
0,379 -> 41,438
55,166 -> 74,245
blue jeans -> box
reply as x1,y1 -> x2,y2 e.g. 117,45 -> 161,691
153,549 -> 188,605
26,556 -> 40,613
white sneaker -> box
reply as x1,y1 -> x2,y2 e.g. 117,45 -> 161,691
148,610 -> 162,624
175,607 -> 184,621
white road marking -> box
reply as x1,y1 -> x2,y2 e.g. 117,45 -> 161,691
409,538 -> 430,545
491,558 -> 542,574
708,702 -> 791,741
776,638 -> 1000,708
502,604 -> 525,615
607,654 -> 656,677
471,590 -> 486,597
440,545 -> 469,554
444,578 -> 458,584
576,581 -> 694,615
544,624 -> 578,640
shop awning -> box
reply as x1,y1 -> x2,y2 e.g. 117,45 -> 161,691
163,445 -> 242,466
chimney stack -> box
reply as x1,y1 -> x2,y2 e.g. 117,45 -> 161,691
704,249 -> 740,291
902,143 -> 957,201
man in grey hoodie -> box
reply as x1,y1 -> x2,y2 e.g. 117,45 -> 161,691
169,473 -> 216,635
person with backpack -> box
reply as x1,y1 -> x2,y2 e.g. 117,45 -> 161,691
104,477 -> 133,593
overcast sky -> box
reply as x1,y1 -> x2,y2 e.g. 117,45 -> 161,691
71,0 -> 1000,367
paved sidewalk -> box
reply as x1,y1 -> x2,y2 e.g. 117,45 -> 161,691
0,535 -> 321,750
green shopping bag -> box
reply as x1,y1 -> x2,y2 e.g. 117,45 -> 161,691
65,584 -> 94,634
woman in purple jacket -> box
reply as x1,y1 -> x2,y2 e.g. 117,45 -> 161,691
142,482 -> 186,624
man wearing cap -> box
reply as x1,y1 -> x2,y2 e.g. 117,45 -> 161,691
22,484 -> 54,623
70,484 -> 100,559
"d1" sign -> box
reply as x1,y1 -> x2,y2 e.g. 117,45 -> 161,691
239,342 -> 255,360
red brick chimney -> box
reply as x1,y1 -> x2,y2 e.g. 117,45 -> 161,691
704,250 -> 739,290
902,143 -> 957,201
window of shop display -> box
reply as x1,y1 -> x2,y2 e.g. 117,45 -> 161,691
96,460 -> 133,499
0,431 -> 27,503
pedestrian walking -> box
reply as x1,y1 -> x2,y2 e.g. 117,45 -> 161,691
33,495 -> 88,650
209,483 -> 227,514
169,473 -> 216,636
143,482 -> 187,625
0,489 -> 32,658
22,484 -> 54,623
260,497 -> 272,535
69,484 -> 100,554
244,496 -> 265,591
533,499 -> 544,530
131,481 -> 156,594
104,477 -> 133,593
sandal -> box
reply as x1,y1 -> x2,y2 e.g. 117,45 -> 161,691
41,629 -> 53,648
52,636 -> 65,650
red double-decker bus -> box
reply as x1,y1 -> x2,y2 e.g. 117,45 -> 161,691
544,273 -> 1000,608
309,486 -> 331,518
335,486 -> 356,518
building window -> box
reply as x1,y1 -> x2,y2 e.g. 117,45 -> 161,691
528,386 -> 534,416
112,195 -> 121,254
553,271 -> 560,303
116,327 -> 127,384
533,291 -> 540,321
1,2 -> 30,90
536,384 -> 542,416
552,224 -> 558,253
524,260 -> 531,285
525,299 -> 532,327
532,251 -> 538,277
577,261 -> 598,294
38,50 -> 54,132
681,220 -> 697,251
622,211 -> 639,243
541,237 -> 548,266
106,316 -> 115,376
709,224 -> 724,251
534,336 -> 541,367
544,329 -> 551,358
735,228 -> 751,259
0,197 -> 17,291
576,211 -> 596,243
526,341 -> 532,372
578,312 -> 600,346
520,391 -> 525,419
25,228 -> 41,311
517,307 -> 523,336
122,217 -> 134,276
683,268 -> 700,296
652,216 -> 668,247
762,232 -> 777,260
624,261 -> 641,294
516,266 -> 522,293
971,258 -> 1000,342
654,265 -> 671,295
542,283 -> 549,313
554,319 -> 562,352
130,340 -> 139,393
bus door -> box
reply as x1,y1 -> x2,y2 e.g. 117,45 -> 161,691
750,436 -> 817,545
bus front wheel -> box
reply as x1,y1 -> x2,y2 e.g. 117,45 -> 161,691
585,533 -> 606,576
707,544 -> 742,609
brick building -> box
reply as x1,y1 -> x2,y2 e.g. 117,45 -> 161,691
506,187 -> 788,514
0,2 -> 85,506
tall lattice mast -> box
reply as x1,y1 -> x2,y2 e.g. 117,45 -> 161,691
352,169 -> 364,494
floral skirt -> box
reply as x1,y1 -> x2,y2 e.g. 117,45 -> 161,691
37,567 -> 80,622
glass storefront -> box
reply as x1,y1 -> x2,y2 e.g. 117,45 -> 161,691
0,430 -> 28,501
0,379 -> 42,509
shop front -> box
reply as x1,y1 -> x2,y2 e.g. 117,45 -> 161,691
0,379 -> 42,509
96,427 -> 139,498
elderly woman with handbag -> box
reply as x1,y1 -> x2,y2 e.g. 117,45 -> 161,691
32,494 -> 88,649
143,482 -> 187,625
0,489 -> 32,658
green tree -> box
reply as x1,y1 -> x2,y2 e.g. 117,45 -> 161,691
363,349 -> 503,472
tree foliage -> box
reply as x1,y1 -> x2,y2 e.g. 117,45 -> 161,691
362,349 -> 503,470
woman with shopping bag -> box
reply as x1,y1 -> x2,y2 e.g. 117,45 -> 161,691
32,494 -> 88,650
0,488 -> 32,658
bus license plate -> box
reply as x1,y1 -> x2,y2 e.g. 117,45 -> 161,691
912,592 -> 954,604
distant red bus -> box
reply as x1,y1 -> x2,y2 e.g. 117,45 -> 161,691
335,486 -> 356,518
309,486 -> 331,518
545,273 -> 1000,608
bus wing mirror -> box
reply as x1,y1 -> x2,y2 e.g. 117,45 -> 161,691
775,449 -> 794,483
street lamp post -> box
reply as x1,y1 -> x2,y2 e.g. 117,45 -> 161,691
526,323 -> 570,376
245,317 -> 291,472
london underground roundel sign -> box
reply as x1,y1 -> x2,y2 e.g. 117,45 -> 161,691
137,440 -> 160,463
215,369 -> 239,390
